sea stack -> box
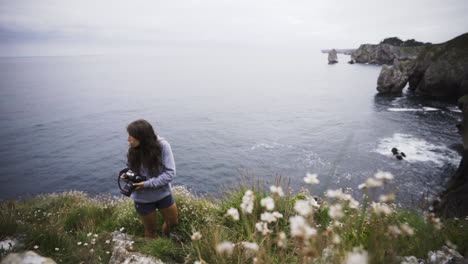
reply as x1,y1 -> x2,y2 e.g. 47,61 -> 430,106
328,49 -> 338,64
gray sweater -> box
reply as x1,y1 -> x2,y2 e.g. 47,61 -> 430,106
130,137 -> 176,203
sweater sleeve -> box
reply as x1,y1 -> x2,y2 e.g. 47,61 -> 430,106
143,139 -> 176,189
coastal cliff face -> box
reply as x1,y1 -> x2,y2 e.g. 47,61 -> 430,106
376,33 -> 468,98
351,42 -> 425,65
434,96 -> 468,218
407,33 -> 468,98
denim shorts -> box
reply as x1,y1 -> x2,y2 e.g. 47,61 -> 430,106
134,194 -> 175,216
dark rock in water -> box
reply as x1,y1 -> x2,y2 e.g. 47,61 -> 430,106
391,147 -> 406,160
348,59 -> 355,64
328,49 -> 338,64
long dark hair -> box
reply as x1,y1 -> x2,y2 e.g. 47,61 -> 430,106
126,119 -> 163,175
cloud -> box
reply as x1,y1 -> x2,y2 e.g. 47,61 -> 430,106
0,0 -> 467,55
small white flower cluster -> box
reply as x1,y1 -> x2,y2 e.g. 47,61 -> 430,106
260,211 -> 283,223
240,190 -> 255,214
191,231 -> 202,241
329,204 -> 344,219
276,232 -> 287,248
388,223 -> 414,237
326,189 -> 359,209
215,241 -> 259,257
256,221 -> 272,235
289,215 -> 317,240
225,208 -> 240,221
270,185 -> 284,197
260,197 -> 275,211
344,247 -> 369,264
359,171 -> 394,189
370,202 -> 393,216
304,173 -> 320,185
379,193 -> 396,203
216,241 -> 235,255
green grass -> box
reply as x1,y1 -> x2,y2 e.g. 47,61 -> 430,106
1,180 -> 467,264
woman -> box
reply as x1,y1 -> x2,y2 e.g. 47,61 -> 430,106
120,119 -> 179,239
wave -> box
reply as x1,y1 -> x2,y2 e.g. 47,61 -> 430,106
388,107 -> 440,112
374,133 -> 460,166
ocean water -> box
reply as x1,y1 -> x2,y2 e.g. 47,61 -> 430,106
0,48 -> 463,205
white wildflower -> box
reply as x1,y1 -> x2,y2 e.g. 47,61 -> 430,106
241,242 -> 259,252
255,221 -> 272,235
105,240 -> 110,244
87,232 -> 92,237
332,234 -> 341,244
89,248 -> 94,253
289,215 -> 317,239
272,211 -> 283,220
93,234 -> 98,238
277,232 -> 287,248
379,193 -> 396,203
375,171 -> 394,181
191,231 -> 202,241
304,173 -> 319,185
261,212 -> 277,223
294,199 -> 313,216
84,243 -> 88,246
240,190 -> 255,214
329,204 -> 344,219
358,183 -> 367,189
400,223 -> 414,236
119,227 -> 125,232
226,208 -> 240,221
309,197 -> 320,208
270,185 -> 284,197
348,198 -> 360,209
216,241 -> 234,255
326,189 -> 346,199
260,197 -> 275,211
371,202 -> 393,216
33,245 -> 39,249
388,225 -> 401,237
344,247 -> 369,264
260,211 -> 282,223
366,178 -> 383,188
55,248 -> 59,251
77,242 -> 82,246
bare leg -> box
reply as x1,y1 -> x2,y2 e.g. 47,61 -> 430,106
140,211 -> 158,239
159,203 -> 179,237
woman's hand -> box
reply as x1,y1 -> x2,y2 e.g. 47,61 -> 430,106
120,173 -> 129,183
133,182 -> 145,191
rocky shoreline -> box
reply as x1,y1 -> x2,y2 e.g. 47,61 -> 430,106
347,33 -> 468,217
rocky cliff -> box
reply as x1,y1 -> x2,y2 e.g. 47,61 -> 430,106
376,33 -> 468,98
351,37 -> 428,65
434,96 -> 468,218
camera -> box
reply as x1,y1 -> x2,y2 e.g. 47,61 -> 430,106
118,168 -> 147,196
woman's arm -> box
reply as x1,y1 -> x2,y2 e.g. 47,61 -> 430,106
142,139 -> 176,189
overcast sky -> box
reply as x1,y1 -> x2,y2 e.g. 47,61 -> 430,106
0,0 -> 467,56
